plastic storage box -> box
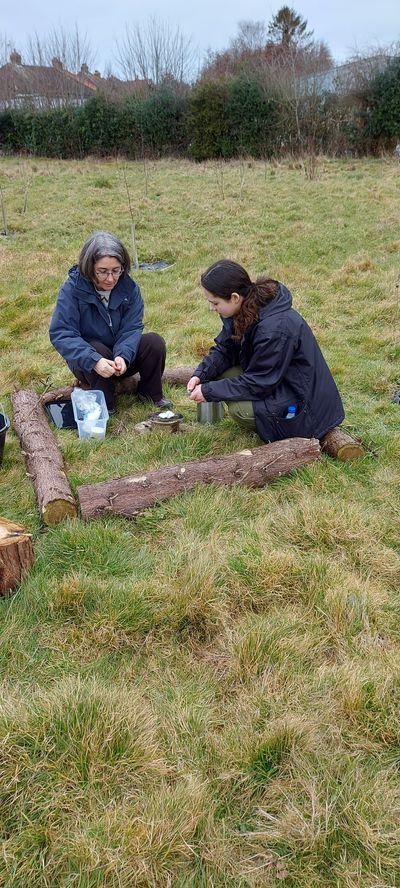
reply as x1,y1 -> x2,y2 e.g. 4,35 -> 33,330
71,389 -> 109,440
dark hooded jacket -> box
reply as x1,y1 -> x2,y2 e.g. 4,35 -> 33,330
49,265 -> 144,372
195,283 -> 344,442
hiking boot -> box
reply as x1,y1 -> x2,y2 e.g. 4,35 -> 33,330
138,394 -> 173,409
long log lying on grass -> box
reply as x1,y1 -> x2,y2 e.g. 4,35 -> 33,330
78,437 -> 321,520
11,389 -> 77,526
321,427 -> 365,460
0,517 -> 34,595
41,375 -> 365,463
41,366 -> 195,404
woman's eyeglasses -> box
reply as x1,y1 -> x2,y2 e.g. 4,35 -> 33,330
95,267 -> 123,280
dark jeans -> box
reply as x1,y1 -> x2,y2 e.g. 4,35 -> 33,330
70,332 -> 166,411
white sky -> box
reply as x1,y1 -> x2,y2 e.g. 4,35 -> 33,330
2,0 -> 399,73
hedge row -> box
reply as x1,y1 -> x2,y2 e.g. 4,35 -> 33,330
0,65 -> 399,160
0,90 -> 188,159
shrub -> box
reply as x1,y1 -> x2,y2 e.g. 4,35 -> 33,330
187,80 -> 229,160
225,74 -> 278,158
137,88 -> 189,156
365,56 -> 400,146
0,106 -> 84,157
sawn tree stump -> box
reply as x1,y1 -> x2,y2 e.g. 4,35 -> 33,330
11,389 -> 77,526
78,437 -> 321,520
0,517 -> 34,595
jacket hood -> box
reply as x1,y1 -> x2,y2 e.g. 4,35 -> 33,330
259,282 -> 292,317
67,264 -> 98,297
221,282 -> 292,335
66,264 -> 133,302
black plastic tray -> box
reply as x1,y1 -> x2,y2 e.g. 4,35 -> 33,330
44,399 -> 77,430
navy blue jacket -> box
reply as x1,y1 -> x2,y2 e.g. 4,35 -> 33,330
195,283 -> 345,442
49,265 -> 144,371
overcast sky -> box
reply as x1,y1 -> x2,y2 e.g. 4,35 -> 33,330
2,0 -> 399,73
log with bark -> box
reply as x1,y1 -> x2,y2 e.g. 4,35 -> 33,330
11,389 -> 77,526
78,437 -> 321,520
40,384 -> 77,405
40,375 -> 365,463
0,517 -> 34,595
320,427 -> 365,460
41,366 -> 195,404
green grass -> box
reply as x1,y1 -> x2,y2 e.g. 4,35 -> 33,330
0,156 -> 399,887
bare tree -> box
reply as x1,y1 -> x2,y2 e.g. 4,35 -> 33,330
231,20 -> 267,53
117,17 -> 197,85
253,39 -> 331,156
25,24 -> 96,73
0,33 -> 15,66
337,43 -> 398,97
200,12 -> 330,83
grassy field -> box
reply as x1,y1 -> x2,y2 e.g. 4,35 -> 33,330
0,155 -> 399,888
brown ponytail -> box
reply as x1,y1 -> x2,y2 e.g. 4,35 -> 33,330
200,259 -> 278,341
232,277 -> 278,340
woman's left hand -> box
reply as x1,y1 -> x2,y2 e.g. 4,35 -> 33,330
189,384 -> 206,403
114,356 -> 127,376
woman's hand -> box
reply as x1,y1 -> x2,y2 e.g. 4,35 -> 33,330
94,358 -> 117,378
113,356 -> 127,376
187,375 -> 201,393
189,384 -> 206,403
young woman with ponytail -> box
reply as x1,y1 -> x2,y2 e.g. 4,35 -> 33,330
187,260 -> 344,443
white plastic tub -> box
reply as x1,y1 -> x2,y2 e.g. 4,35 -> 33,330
71,389 -> 109,440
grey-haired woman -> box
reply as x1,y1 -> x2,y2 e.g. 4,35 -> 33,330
49,231 -> 171,412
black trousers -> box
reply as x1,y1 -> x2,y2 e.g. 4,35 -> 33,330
70,333 -> 166,410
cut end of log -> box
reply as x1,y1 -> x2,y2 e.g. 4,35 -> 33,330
42,499 -> 77,526
0,519 -> 31,544
0,517 -> 35,595
321,427 -> 365,461
336,442 -> 365,460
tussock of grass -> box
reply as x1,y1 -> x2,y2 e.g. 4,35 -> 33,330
1,157 -> 400,886
226,609 -> 324,678
248,722 -> 302,785
0,677 -> 174,885
238,762 -> 400,887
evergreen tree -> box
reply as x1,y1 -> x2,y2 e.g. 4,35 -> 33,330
268,6 -> 313,48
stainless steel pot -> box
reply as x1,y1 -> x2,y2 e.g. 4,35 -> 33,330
197,401 -> 225,424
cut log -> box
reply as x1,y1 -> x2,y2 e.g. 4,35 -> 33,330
11,389 -> 77,526
162,366 -> 194,387
41,384 -> 76,405
78,437 -> 321,520
116,365 -> 194,394
41,366 -> 195,403
321,427 -> 365,461
0,517 -> 34,595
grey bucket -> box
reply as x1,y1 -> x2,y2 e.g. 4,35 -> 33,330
0,407 -> 10,467
197,401 -> 225,424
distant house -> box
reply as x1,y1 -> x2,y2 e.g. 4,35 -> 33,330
0,51 -> 150,111
0,51 -> 94,109
76,64 -> 150,101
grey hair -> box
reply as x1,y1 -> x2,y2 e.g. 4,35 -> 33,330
78,231 -> 131,281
